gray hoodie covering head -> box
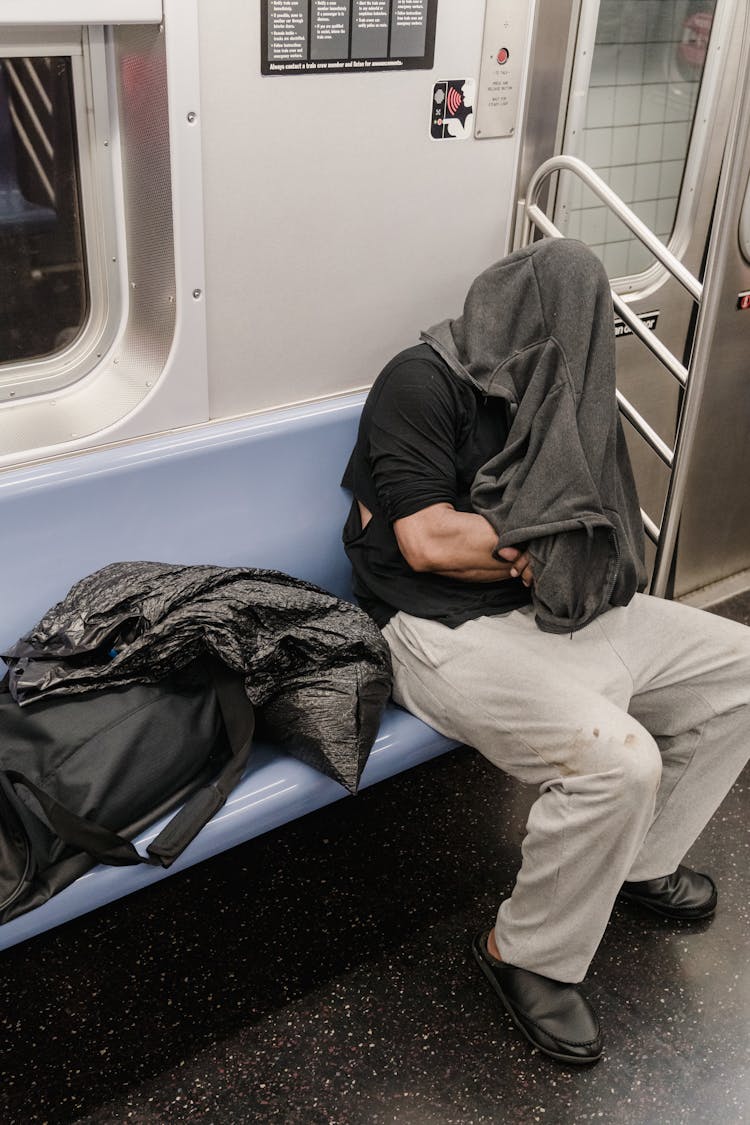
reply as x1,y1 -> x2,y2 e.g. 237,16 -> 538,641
421,238 -> 647,634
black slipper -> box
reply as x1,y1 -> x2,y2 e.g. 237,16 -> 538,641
619,865 -> 717,919
472,931 -> 602,1064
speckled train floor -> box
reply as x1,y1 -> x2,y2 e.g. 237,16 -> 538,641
1,597 -> 749,1125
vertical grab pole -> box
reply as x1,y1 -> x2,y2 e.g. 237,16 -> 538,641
650,4 -> 750,597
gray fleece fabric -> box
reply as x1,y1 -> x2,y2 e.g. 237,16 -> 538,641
421,238 -> 647,634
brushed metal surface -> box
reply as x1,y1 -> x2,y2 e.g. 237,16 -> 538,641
674,125 -> 750,594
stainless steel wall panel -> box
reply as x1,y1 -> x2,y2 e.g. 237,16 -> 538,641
197,0 -> 527,420
674,132 -> 750,595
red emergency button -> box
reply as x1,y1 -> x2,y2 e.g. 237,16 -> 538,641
737,291 -> 750,310
497,47 -> 509,64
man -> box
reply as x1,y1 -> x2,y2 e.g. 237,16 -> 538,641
341,238 -> 750,1064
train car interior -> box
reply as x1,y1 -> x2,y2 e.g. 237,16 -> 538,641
0,1 -> 748,1121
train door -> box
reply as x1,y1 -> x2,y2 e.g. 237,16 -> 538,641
512,0 -> 750,599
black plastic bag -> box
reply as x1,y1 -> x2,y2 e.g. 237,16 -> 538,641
3,561 -> 392,791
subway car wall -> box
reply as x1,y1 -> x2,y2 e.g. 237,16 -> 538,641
0,0 -> 529,465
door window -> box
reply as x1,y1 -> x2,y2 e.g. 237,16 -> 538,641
560,1 -> 718,278
0,56 -> 87,370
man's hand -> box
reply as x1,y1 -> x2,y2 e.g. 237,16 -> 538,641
496,546 -> 534,587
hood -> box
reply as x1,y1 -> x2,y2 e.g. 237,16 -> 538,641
420,247 -> 551,404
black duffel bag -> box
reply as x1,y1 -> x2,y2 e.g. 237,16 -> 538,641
0,660 -> 254,925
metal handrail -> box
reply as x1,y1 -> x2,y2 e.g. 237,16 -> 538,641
524,159 -> 696,390
524,156 -> 703,299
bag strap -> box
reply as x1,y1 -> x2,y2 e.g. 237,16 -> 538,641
5,662 -> 255,870
144,662 -> 255,866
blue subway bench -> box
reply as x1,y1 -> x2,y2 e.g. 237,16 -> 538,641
0,394 -> 458,951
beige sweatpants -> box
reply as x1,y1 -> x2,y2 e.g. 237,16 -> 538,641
382,594 -> 750,982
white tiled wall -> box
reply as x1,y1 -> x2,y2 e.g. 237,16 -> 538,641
561,0 -> 715,278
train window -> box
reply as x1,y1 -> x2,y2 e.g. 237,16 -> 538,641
0,56 -> 87,370
0,12 -> 204,467
559,0 -> 719,279
0,26 -> 124,412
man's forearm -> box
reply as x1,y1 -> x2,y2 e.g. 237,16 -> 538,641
393,504 -> 514,580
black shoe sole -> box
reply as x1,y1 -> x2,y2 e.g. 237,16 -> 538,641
471,940 -> 602,1065
617,890 -> 717,920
